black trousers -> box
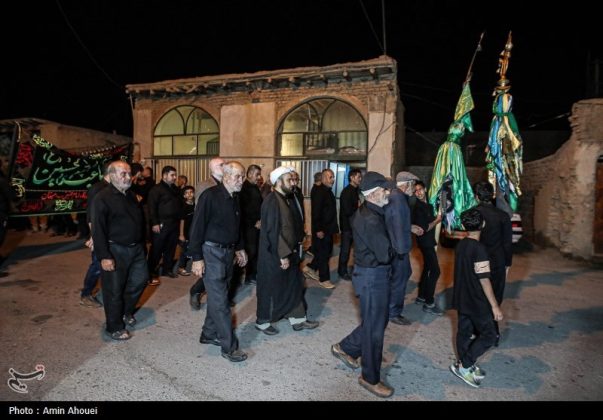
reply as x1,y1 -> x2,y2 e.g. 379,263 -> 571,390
243,225 -> 259,280
456,312 -> 497,369
201,244 -> 238,353
101,243 -> 148,333
147,223 -> 179,275
338,230 -> 353,276
340,265 -> 391,385
417,246 -> 441,305
308,233 -> 333,281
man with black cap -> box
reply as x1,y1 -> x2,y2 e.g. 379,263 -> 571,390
331,171 -> 395,398
385,171 -> 424,326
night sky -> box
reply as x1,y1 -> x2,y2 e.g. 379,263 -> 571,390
2,0 -> 600,136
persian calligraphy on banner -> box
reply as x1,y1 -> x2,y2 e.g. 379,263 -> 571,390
9,134 -> 131,216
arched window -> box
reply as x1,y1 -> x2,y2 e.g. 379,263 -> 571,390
277,98 -> 367,160
153,106 -> 219,157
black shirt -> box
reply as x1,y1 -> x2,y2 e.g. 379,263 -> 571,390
452,237 -> 492,316
86,179 -> 109,224
476,202 -> 513,268
147,181 -> 182,227
92,184 -> 145,260
188,183 -> 243,261
181,202 -> 195,240
239,180 -> 262,228
412,199 -> 437,248
311,184 -> 339,235
352,202 -> 392,268
339,184 -> 360,232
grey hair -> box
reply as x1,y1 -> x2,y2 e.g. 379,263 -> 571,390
222,161 -> 245,176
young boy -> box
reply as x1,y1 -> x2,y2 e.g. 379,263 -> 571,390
175,186 -> 195,276
450,208 -> 503,388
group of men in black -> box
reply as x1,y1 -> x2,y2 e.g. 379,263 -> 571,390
85,157 -> 512,397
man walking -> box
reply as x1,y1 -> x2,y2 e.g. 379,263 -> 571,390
188,161 -> 248,362
331,172 -> 394,398
255,166 -> 319,335
338,168 -> 362,280
92,161 -> 148,340
385,171 -> 423,326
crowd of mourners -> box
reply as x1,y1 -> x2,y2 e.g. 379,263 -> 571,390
71,157 -> 512,398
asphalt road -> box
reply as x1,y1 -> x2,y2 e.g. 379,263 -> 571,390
1,231 -> 602,401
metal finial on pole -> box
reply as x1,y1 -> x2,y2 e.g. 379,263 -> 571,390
381,0 -> 387,55
465,31 -> 485,83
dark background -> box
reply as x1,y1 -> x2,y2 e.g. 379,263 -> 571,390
1,0 -> 600,136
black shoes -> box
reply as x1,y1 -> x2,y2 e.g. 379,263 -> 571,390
123,314 -> 136,327
199,335 -> 220,346
221,349 -> 248,362
190,293 -> 201,310
389,315 -> 411,326
165,272 -> 178,279
338,272 -> 352,281
255,324 -> 279,335
292,320 -> 319,331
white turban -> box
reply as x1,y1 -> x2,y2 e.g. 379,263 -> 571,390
270,166 -> 295,185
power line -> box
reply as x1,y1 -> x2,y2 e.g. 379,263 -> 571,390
358,0 -> 384,54
55,0 -> 123,91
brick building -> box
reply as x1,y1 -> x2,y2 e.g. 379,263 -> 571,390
126,56 -> 404,198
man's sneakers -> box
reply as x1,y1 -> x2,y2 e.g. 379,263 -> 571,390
80,295 -> 102,308
292,320 -> 319,331
423,303 -> 444,316
358,376 -> 394,398
302,266 -> 319,281
331,343 -> 360,369
389,315 -> 411,326
415,296 -> 426,305
450,363 -> 481,388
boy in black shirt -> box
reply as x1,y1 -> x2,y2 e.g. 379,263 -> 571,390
176,186 -> 195,276
450,208 -> 503,388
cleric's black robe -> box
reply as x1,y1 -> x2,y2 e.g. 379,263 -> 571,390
256,190 -> 305,324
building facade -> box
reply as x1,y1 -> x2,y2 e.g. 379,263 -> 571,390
126,56 -> 404,198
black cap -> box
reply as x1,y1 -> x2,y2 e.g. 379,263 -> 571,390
359,171 -> 389,193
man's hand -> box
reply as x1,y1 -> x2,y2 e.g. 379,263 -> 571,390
235,250 -> 248,267
255,220 -> 261,230
435,213 -> 443,223
192,260 -> 205,277
85,238 -> 94,250
179,234 -> 186,242
152,224 -> 161,234
411,224 -> 424,236
492,305 -> 503,322
280,258 -> 290,270
316,231 -> 325,239
101,259 -> 115,271
506,266 -> 510,278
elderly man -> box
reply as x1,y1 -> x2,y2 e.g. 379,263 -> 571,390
331,172 -> 394,398
92,161 -> 148,340
255,166 -> 319,335
189,156 -> 225,309
188,161 -> 248,363
385,171 -> 423,326
195,157 -> 225,203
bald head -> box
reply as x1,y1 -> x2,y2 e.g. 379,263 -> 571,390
209,157 -> 226,181
222,161 -> 245,194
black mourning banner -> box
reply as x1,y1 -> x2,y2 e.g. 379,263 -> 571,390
9,134 -> 131,217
